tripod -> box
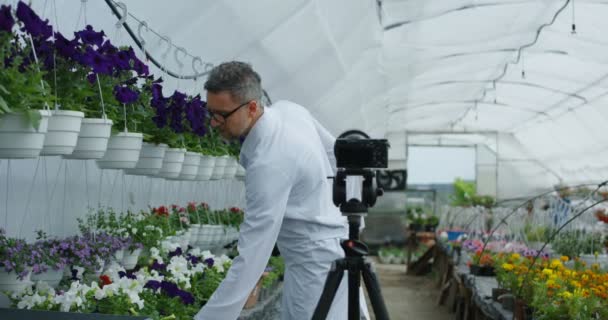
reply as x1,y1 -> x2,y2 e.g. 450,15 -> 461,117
312,199 -> 389,320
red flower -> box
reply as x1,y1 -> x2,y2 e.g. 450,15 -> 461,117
99,275 -> 112,287
179,207 -> 185,213
153,206 -> 169,217
230,207 -> 242,213
200,202 -> 209,210
187,202 -> 197,212
171,204 -> 178,210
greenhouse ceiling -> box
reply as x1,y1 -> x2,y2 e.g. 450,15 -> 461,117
22,0 -> 608,195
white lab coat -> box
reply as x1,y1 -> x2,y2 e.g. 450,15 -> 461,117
195,100 -> 368,320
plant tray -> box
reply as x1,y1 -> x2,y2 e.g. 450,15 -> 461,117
0,308 -> 150,320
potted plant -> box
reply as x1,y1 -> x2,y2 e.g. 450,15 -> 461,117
124,80 -> 177,176
425,214 -> 439,232
0,229 -> 32,292
0,6 -> 53,158
469,250 -> 495,276
28,231 -> 67,288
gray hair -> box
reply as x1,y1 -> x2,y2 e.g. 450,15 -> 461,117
204,61 -> 263,105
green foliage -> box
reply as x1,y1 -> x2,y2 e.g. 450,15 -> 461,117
450,178 -> 477,206
0,33 -> 54,129
551,230 -> 604,258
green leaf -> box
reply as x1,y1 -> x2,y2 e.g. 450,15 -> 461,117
0,96 -> 10,114
0,84 -> 9,95
26,110 -> 41,130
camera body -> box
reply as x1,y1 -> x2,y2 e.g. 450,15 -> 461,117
334,138 -> 389,169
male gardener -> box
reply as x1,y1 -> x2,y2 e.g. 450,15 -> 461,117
194,61 -> 357,320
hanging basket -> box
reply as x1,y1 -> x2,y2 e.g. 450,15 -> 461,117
196,155 -> 216,181
0,110 -> 51,159
177,152 -> 201,180
40,110 -> 85,156
124,143 -> 167,176
96,132 -> 143,169
63,117 -> 113,160
210,156 -> 228,180
223,157 -> 238,179
0,270 -> 31,293
157,148 -> 186,179
30,267 -> 64,288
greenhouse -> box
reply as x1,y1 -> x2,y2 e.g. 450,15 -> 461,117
0,0 -> 607,319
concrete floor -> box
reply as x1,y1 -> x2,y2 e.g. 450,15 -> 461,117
363,258 -> 452,320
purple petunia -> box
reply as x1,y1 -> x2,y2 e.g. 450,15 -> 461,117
186,96 -> 207,136
0,5 -> 14,33
74,25 -> 105,47
80,47 -> 113,75
144,280 -> 161,291
114,85 -> 139,104
168,91 -> 187,133
150,260 -> 166,272
168,247 -> 182,258
54,32 -> 79,59
15,1 -> 52,39
204,258 -> 214,268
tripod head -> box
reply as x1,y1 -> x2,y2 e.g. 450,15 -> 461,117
330,130 -> 389,216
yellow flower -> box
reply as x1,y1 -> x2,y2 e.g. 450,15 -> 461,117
550,259 -> 563,269
560,256 -> 569,262
561,291 -> 573,299
511,253 -> 521,260
571,280 -> 582,288
582,274 -> 589,282
542,268 -> 553,276
502,263 -> 515,271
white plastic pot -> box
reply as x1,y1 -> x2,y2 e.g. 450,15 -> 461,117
0,270 -> 31,292
96,132 -> 143,169
157,148 -> 186,179
63,117 -> 113,159
0,110 -> 51,159
122,248 -> 142,270
177,152 -> 201,180
211,156 -> 228,180
124,143 -> 167,176
223,157 -> 238,179
197,155 -> 216,181
31,268 -> 64,288
40,110 -> 84,156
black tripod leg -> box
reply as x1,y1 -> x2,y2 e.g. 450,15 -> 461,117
348,267 -> 360,320
361,262 -> 390,320
312,262 -> 346,320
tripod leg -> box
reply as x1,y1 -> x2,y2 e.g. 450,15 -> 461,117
312,262 -> 346,320
348,267 -> 360,320
361,262 -> 390,320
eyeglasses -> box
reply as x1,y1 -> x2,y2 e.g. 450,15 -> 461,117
207,100 -> 250,124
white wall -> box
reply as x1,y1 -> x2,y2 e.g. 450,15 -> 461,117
0,157 -> 245,241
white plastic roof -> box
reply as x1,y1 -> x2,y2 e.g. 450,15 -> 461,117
21,0 -> 608,198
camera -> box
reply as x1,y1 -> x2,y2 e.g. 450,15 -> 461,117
334,131 -> 389,169
331,130 -> 389,213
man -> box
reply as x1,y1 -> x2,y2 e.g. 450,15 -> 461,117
194,61 -> 350,320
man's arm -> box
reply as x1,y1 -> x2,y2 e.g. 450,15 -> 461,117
194,164 -> 292,320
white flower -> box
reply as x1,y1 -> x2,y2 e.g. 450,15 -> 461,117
94,287 -> 106,300
142,232 -> 147,236
131,228 -> 137,234
189,248 -> 201,257
150,247 -> 164,264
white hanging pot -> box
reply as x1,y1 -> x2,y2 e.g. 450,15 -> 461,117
30,267 -> 64,288
63,117 -> 113,160
40,110 -> 85,156
223,157 -> 238,179
0,270 -> 31,293
122,248 -> 142,270
210,156 -> 228,180
0,110 -> 51,159
196,155 -> 216,181
157,148 -> 186,179
177,152 -> 201,180
96,132 -> 143,169
124,142 -> 167,176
